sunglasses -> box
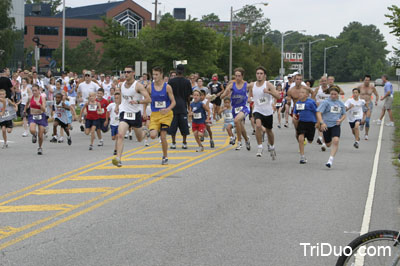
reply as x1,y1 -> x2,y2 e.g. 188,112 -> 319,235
85,74 -> 90,77
123,71 -> 133,74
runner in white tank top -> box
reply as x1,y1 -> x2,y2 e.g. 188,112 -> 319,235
248,67 -> 280,159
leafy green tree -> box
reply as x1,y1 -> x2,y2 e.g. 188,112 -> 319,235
0,0 -> 19,69
385,5 -> 400,69
234,5 -> 270,45
201,13 -> 220,22
25,0 -> 62,16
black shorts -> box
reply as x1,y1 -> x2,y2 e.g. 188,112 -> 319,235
253,112 -> 273,129
18,104 -> 26,118
0,120 -> 13,129
323,125 -> 341,144
168,113 -> 190,136
211,97 -> 222,106
97,118 -> 109,132
297,121 -> 316,142
54,118 -> 68,130
119,111 -> 142,128
85,119 -> 99,129
349,119 -> 361,129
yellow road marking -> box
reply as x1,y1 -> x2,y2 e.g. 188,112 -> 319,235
138,150 -> 214,154
32,188 -> 114,195
173,140 -> 225,143
124,157 -> 192,161
0,138 -> 231,250
0,204 -> 73,213
70,174 -> 149,180
97,164 -> 173,169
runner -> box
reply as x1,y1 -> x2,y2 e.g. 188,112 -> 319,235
220,67 -> 251,151
283,75 -> 293,127
377,74 -> 394,126
67,78 -> 77,121
189,90 -> 211,152
18,78 -> 32,137
248,66 -> 280,159
200,90 -> 215,148
77,70 -> 100,132
207,74 -> 225,120
50,93 -> 72,145
102,75 -> 112,98
95,88 -> 109,147
24,84 -> 48,155
358,75 -> 379,140
82,92 -> 102,150
293,87 -> 317,164
219,97 -> 236,145
105,92 -> 121,155
0,89 -> 17,148
147,66 -> 176,165
274,83 -> 285,128
112,65 -> 151,167
345,88 -> 365,149
316,86 -> 347,168
314,76 -> 330,150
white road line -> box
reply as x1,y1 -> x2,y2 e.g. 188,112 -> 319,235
0,140 -> 15,143
359,121 -> 384,235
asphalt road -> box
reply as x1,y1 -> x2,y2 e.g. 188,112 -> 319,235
0,82 -> 399,266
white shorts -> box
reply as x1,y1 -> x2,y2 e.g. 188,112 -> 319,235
69,96 -> 76,105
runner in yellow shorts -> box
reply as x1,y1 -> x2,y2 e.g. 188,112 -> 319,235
146,66 -> 176,165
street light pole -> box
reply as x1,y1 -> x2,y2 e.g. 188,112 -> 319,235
323,45 -> 338,76
280,30 -> 305,79
62,0 -> 65,72
308,38 -> 325,80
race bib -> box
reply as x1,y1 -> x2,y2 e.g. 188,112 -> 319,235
155,101 -> 166,108
257,97 -> 267,105
115,116 -> 119,121
330,106 -> 341,113
296,103 -> 305,111
57,113 -> 62,118
234,106 -> 243,114
33,114 -> 42,120
88,104 -> 97,111
353,111 -> 359,116
275,103 -> 282,107
2,111 -> 10,117
224,113 -> 233,119
193,112 -> 202,119
124,112 -> 136,120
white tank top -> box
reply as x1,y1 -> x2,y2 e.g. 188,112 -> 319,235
120,80 -> 142,113
21,86 -> 29,104
252,81 -> 273,116
315,86 -> 330,104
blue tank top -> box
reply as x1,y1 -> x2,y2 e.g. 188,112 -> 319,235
190,101 -> 206,124
151,82 -> 171,112
231,82 -> 248,109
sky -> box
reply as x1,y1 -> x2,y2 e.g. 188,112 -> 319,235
65,0 -> 399,55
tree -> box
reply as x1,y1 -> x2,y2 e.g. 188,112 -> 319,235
201,13 -> 220,22
25,0 -> 62,16
234,5 -> 270,45
385,5 -> 400,68
0,0 -> 19,69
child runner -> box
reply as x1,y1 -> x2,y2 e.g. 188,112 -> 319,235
83,92 -> 102,150
201,90 -> 215,148
50,93 -> 72,145
274,83 -> 285,128
316,86 -> 347,168
345,88 -> 365,149
219,97 -> 236,145
293,87 -> 317,164
96,88 -> 109,147
190,90 -> 211,152
0,89 -> 17,148
105,92 -> 121,155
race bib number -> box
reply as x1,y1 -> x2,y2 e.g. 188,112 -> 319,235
331,106 -> 341,113
33,114 -> 42,120
2,111 -> 10,117
296,103 -> 305,111
124,112 -> 136,120
224,113 -> 233,119
275,103 -> 282,107
353,111 -> 359,116
115,116 -> 119,121
155,101 -> 166,108
257,97 -> 267,105
234,106 -> 243,114
88,104 -> 97,111
193,112 -> 202,119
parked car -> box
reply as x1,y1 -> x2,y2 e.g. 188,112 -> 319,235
268,79 -> 284,87
374,78 -> 384,87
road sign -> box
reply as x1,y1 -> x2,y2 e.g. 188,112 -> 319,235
396,68 -> 400,76
135,61 -> 147,77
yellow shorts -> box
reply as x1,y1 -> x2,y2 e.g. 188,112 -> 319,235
149,110 -> 173,132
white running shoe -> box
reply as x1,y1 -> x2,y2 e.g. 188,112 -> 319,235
376,120 -> 382,125
256,147 -> 263,157
364,135 -> 369,140
22,131 -> 28,137
321,143 -> 327,152
385,122 -> 394,127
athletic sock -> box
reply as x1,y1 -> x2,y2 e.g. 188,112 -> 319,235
258,144 -> 263,149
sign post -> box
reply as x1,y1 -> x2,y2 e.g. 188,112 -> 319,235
396,68 -> 400,91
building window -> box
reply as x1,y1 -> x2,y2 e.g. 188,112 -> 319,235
40,48 -> 55,57
34,26 -> 59,36
24,26 -> 27,35
65,27 -> 87,37
113,9 -> 143,38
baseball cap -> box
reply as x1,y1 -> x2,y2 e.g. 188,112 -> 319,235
212,76 -> 218,81
84,70 -> 92,76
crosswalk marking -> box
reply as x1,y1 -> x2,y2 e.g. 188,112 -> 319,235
0,204 -> 74,213
31,188 -> 114,195
70,174 -> 149,180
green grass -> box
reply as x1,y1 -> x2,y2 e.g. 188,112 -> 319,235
392,92 -> 400,172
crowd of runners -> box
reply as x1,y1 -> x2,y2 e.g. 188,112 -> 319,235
0,65 -> 395,168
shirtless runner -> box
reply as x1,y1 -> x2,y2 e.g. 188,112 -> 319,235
358,74 -> 379,140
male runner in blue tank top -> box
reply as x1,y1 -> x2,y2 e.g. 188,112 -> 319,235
220,67 -> 251,151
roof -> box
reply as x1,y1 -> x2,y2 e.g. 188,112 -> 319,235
53,1 -> 124,19
25,4 -> 52,17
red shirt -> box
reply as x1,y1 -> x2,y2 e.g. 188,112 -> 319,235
96,98 -> 109,119
86,102 -> 99,120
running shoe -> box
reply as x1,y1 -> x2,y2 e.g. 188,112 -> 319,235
58,137 -> 64,143
235,142 -> 242,150
2,143 -> 8,149
231,136 -> 236,145
256,147 -> 263,157
124,133 -> 128,139
80,125 -> 85,132
325,162 -> 332,168
269,148 -> 276,160
353,141 -> 359,149
89,145 -> 93,150
98,139 -> 104,146
112,158 -> 122,167
113,150 -> 117,155
144,139 -> 149,147
376,120 -> 382,125
317,138 -> 322,145
161,157 -> 168,165
32,134 -> 37,144
210,140 -> 215,148
252,130 -> 255,135
170,143 -> 176,149
321,143 -> 327,152
246,140 -> 251,151
385,122 -> 395,127
277,124 -> 281,129
129,135 -> 132,140
284,123 -> 289,128
182,143 -> 188,149
364,135 -> 369,140
37,147 -> 42,155
200,136 -> 204,142
229,137 -> 234,145
50,136 -> 57,143
196,146 -> 204,152
67,137 -> 72,146
300,156 -> 307,164
143,127 -> 150,138
22,131 -> 28,137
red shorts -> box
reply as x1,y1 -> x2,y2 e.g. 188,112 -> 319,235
192,122 -> 206,133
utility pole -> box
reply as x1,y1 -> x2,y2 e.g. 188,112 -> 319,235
152,0 -> 161,27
